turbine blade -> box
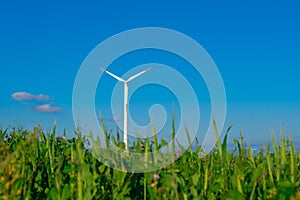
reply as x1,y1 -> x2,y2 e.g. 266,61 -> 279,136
127,67 -> 152,82
100,67 -> 125,82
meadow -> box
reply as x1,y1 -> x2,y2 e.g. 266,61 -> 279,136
1,122 -> 300,200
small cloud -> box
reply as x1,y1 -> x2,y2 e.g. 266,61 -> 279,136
12,91 -> 61,113
12,92 -> 49,101
34,104 -> 61,113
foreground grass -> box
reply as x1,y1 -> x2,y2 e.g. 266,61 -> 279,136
0,124 -> 300,200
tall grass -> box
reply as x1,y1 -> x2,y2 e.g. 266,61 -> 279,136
0,123 -> 300,199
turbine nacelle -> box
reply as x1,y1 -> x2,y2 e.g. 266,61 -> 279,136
100,67 -> 151,83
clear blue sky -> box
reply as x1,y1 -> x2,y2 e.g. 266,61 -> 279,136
0,1 -> 300,145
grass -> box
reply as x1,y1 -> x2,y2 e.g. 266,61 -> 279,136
1,122 -> 300,200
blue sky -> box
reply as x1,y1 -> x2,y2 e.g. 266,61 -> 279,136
0,1 -> 300,145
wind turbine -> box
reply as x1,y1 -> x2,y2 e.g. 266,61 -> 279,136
100,67 -> 151,152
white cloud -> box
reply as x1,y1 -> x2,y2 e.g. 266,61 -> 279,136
12,91 -> 61,113
12,92 -> 49,101
34,104 -> 61,113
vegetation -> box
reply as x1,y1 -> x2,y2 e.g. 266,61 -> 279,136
1,123 -> 300,200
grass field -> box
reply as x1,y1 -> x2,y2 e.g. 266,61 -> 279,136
1,122 -> 300,200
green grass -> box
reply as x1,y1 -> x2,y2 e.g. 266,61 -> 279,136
1,123 -> 300,200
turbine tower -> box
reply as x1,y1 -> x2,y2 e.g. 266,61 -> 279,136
100,67 -> 151,152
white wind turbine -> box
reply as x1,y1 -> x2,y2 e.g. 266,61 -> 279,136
100,67 -> 151,152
